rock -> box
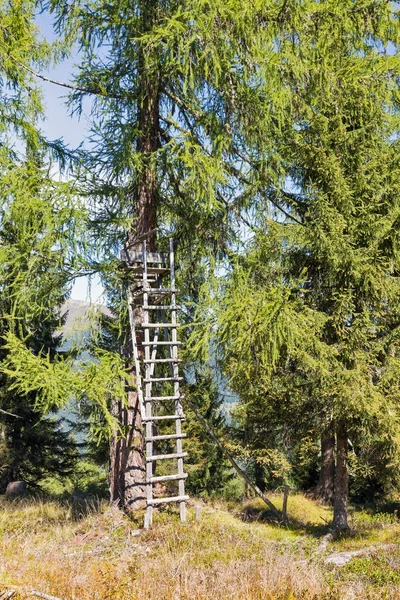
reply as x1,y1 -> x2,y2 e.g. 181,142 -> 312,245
6,481 -> 27,497
325,543 -> 397,567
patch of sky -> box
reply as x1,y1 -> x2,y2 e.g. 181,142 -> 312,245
35,11 -> 105,302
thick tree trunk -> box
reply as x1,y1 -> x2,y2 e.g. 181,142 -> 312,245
109,0 -> 160,511
332,421 -> 349,531
316,433 -> 335,504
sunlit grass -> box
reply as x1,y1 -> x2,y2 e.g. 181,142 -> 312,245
1,494 -> 400,599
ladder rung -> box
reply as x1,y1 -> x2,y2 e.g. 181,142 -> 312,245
145,288 -> 176,295
146,305 -> 180,310
144,358 -> 182,364
146,433 -> 187,442
143,414 -> 185,422
145,395 -> 182,401
150,473 -> 188,483
143,377 -> 183,383
130,266 -> 170,275
141,323 -> 179,328
142,341 -> 181,346
147,495 -> 189,506
146,452 -> 187,461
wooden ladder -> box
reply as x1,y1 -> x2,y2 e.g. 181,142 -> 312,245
122,239 -> 188,528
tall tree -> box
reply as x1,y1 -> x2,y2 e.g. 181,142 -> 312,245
48,0 -> 298,510
0,0 -> 85,489
190,0 -> 400,528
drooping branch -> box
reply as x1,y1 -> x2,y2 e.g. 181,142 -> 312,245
7,54 -> 127,100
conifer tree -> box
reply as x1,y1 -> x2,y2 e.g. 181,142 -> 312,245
48,0 -> 298,510
0,0 -> 84,488
190,3 -> 400,529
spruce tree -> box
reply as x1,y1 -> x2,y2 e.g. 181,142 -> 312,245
39,0 -> 400,524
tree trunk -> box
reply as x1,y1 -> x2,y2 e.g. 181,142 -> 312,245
109,0 -> 160,511
317,433 -> 335,504
332,421 -> 349,531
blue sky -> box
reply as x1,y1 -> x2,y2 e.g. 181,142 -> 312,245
36,12 -> 105,303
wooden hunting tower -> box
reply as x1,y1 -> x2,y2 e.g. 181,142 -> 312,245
121,239 -> 188,528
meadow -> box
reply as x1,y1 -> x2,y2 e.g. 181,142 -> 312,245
1,494 -> 400,599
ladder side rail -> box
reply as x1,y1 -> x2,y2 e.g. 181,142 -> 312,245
169,239 -> 186,522
142,241 -> 154,529
127,290 -> 146,421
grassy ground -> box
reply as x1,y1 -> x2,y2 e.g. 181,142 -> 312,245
0,494 -> 400,599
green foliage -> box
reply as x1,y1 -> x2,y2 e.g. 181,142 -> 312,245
1,332 -> 132,443
186,1 -> 400,507
182,366 -> 234,497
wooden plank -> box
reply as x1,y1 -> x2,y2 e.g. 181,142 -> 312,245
128,266 -> 169,275
142,341 -> 181,346
146,305 -> 181,310
143,358 -> 182,364
143,414 -> 185,422
145,394 -> 182,401
141,322 -> 179,328
122,250 -> 169,264
141,288 -> 176,294
150,473 -> 188,483
143,376 -> 183,383
148,495 -> 189,506
146,433 -> 187,442
146,452 -> 188,461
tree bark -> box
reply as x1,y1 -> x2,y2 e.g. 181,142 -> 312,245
317,433 -> 335,504
109,0 -> 160,511
332,421 -> 349,531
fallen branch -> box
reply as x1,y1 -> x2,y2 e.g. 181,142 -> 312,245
0,408 -> 22,419
0,584 -> 66,600
183,397 -> 282,520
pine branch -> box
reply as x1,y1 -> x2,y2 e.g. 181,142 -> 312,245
7,54 -> 126,100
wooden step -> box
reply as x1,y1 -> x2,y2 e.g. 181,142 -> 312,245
122,250 -> 168,264
150,473 -> 188,483
141,323 -> 179,328
142,340 -> 181,346
143,414 -> 185,422
146,305 -> 181,310
145,394 -> 182,401
146,452 -> 188,462
143,376 -> 183,383
147,495 -> 189,506
130,266 -> 169,275
146,433 -> 187,442
145,288 -> 176,295
144,358 -> 182,364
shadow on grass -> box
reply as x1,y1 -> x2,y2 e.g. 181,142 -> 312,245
0,491 -> 107,521
238,503 -> 332,538
238,499 -> 400,543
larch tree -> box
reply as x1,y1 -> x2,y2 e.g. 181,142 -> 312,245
47,0 -> 299,510
190,3 -> 400,529
0,0 -> 86,486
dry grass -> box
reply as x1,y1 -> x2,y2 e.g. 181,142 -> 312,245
0,495 -> 399,599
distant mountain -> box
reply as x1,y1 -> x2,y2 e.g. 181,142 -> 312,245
60,299 -> 111,336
